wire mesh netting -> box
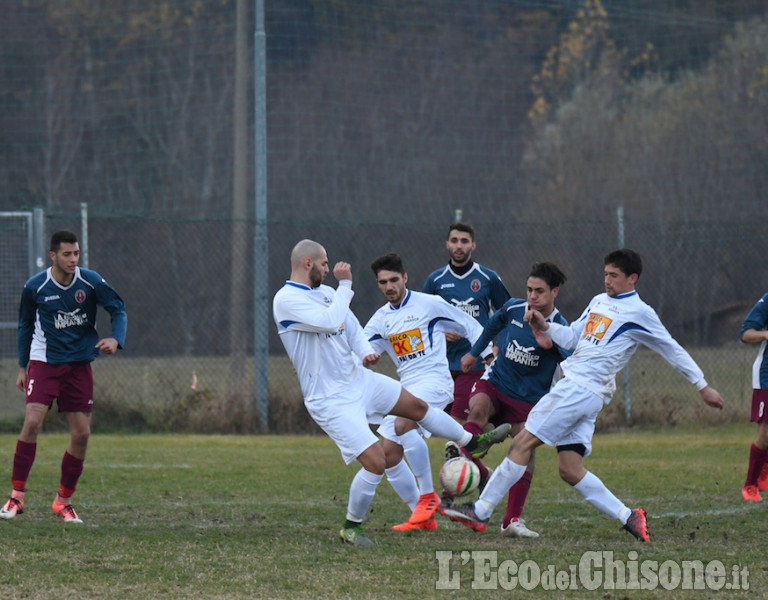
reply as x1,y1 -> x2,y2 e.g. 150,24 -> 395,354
1,1 -> 767,432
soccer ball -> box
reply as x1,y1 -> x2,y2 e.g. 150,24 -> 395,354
440,457 -> 480,497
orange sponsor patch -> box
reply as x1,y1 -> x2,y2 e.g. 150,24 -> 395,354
583,313 -> 612,340
388,329 -> 424,356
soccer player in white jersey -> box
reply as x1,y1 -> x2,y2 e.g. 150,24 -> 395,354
0,230 -> 127,524
272,240 -> 510,546
739,292 -> 768,502
422,222 -> 510,422
364,253 -> 491,532
443,249 -> 724,541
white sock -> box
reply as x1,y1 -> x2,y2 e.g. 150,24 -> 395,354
417,406 -> 472,446
400,429 -> 434,495
346,468 -> 383,522
385,460 -> 419,511
475,457 -> 527,521
573,471 -> 631,522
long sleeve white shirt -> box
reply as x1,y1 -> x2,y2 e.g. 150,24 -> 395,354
545,290 -> 706,403
364,289 -> 488,391
273,280 -> 374,402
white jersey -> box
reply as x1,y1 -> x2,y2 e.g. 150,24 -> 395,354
546,290 -> 705,403
364,290 -> 488,392
273,280 -> 375,402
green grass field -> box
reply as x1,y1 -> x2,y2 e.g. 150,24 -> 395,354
0,424 -> 764,599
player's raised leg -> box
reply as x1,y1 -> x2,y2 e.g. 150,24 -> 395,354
389,388 -> 510,458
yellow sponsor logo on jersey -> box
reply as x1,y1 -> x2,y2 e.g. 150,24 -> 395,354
389,328 -> 424,356
583,313 -> 611,340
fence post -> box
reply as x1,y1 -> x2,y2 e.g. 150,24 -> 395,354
617,205 -> 632,425
33,207 -> 45,272
80,202 -> 89,269
253,0 -> 269,432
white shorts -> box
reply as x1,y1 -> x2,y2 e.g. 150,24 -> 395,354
377,379 -> 452,443
524,378 -> 603,457
305,369 -> 402,464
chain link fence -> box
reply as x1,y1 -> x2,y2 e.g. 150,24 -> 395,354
1,2 -> 767,432
0,214 -> 762,433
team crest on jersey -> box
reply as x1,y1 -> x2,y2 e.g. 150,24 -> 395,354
75,289 -> 86,303
470,279 -> 481,292
388,328 -> 424,356
582,313 -> 612,341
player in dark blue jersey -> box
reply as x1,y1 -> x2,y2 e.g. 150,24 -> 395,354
446,262 -> 568,538
0,230 -> 127,523
422,222 -> 510,422
739,293 -> 768,502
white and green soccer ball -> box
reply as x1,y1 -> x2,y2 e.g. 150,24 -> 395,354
439,456 -> 480,497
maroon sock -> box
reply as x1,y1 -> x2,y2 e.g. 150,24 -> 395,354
461,422 -> 489,479
59,451 -> 85,496
11,440 -> 37,491
745,444 -> 768,485
502,470 -> 533,527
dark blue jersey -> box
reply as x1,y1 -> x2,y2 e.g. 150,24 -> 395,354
741,293 -> 768,389
469,298 -> 569,405
18,267 -> 127,366
422,262 -> 510,371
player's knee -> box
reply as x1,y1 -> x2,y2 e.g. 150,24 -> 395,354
359,443 -> 386,475
558,465 -> 580,485
383,444 -> 404,468
72,430 -> 90,446
20,416 -> 44,440
756,422 -> 768,448
409,398 -> 428,420
394,417 -> 416,436
556,444 -> 587,485
69,426 -> 91,450
395,389 -> 428,421
368,456 -> 386,475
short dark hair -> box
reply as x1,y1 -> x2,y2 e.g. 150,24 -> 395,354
604,248 -> 642,278
50,230 -> 78,252
528,262 -> 566,289
370,253 -> 406,276
447,222 -> 475,240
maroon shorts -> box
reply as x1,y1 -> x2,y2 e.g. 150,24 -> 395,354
26,361 -> 94,413
469,378 -> 533,424
448,370 -> 484,419
750,389 -> 768,423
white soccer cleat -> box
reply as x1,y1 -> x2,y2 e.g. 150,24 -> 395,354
500,518 -> 540,538
0,497 -> 24,520
444,441 -> 461,461
52,501 -> 83,524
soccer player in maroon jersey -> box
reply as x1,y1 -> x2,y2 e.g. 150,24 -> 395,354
0,230 -> 127,523
739,293 -> 768,502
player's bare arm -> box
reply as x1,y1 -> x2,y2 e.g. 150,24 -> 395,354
96,337 -> 119,355
525,308 -> 552,347
700,386 -> 724,410
741,328 -> 768,344
333,261 -> 352,282
15,367 -> 27,392
485,347 -> 498,364
460,352 -> 477,372
537,333 -> 554,350
362,353 -> 381,367
444,332 -> 463,342
524,308 -> 548,331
